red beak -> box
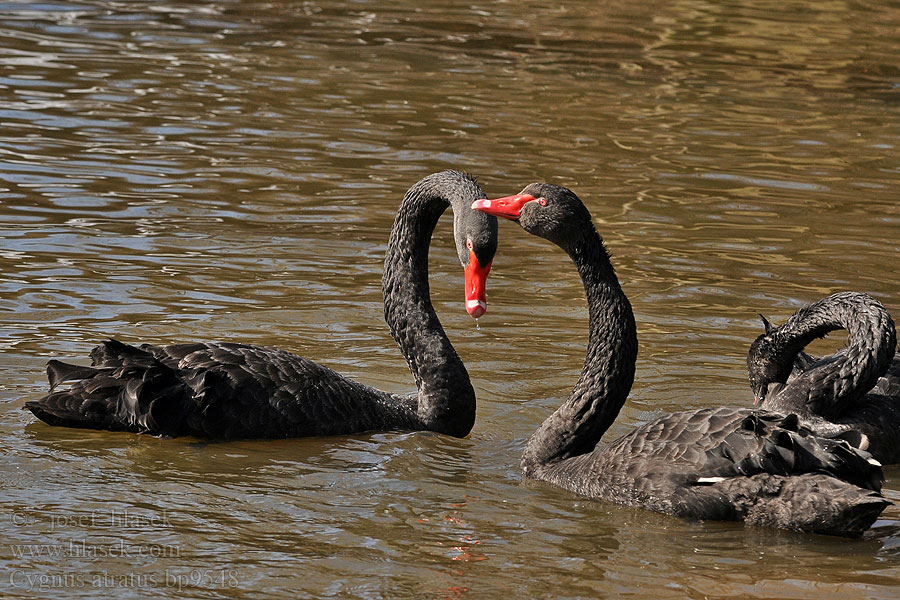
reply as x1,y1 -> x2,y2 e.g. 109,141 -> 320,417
464,249 -> 492,318
471,194 -> 536,220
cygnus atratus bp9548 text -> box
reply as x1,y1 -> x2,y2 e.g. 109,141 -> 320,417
473,183 -> 889,537
26,171 -> 497,440
748,292 -> 900,463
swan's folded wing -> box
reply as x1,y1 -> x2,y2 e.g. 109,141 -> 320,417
172,342 -> 418,438
697,411 -> 884,492
604,406 -> 884,492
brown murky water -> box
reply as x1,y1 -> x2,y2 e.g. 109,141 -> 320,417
1,1 -> 899,597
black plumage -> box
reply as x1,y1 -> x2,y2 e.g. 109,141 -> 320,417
474,183 -> 889,537
747,292 -> 900,463
26,171 -> 498,440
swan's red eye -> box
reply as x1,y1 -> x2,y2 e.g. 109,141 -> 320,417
537,197 -> 547,206
466,239 -> 473,250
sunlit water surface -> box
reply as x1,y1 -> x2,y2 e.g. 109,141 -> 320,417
1,1 -> 899,598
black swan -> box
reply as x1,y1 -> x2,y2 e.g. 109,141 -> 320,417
473,183 -> 889,537
26,170 -> 498,439
748,292 -> 900,464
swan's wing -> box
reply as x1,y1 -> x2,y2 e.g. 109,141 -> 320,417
165,341 -> 411,438
603,406 -> 883,492
697,411 -> 882,491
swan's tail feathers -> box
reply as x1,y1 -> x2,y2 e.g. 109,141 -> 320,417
26,340 -> 192,436
738,474 -> 890,538
702,412 -> 885,493
26,389 -> 124,431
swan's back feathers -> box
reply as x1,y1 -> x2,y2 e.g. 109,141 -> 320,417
27,339 -> 419,439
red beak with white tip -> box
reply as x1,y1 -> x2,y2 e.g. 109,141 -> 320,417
464,249 -> 491,318
471,194 -> 536,220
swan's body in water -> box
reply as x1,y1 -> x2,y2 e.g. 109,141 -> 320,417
26,171 -> 497,439
748,292 -> 900,463
473,184 -> 888,537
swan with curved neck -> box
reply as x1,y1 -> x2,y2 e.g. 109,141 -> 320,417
474,183 -> 888,537
748,292 -> 900,463
27,170 -> 497,439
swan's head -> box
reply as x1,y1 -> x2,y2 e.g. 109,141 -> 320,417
747,324 -> 794,405
470,182 -> 595,253
437,171 -> 498,318
458,209 -> 496,319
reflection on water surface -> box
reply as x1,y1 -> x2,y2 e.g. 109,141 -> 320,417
1,1 -> 898,598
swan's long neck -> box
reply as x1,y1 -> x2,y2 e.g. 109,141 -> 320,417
382,185 -> 475,437
522,228 -> 638,473
769,292 -> 896,416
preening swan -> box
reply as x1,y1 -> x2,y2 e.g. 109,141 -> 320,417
748,291 -> 900,463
